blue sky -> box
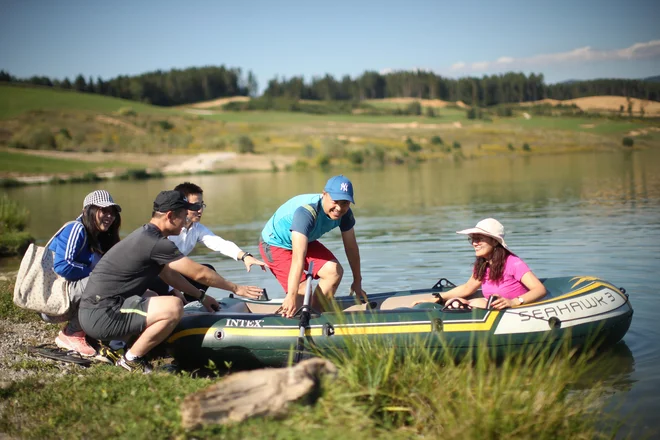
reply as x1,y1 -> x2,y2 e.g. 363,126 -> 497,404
1,0 -> 659,90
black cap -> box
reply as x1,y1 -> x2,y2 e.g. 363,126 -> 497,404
153,190 -> 200,212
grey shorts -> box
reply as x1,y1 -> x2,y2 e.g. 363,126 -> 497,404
78,295 -> 150,341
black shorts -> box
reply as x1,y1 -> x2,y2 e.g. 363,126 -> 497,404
79,295 -> 150,341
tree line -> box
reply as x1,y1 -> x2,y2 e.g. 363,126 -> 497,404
263,71 -> 660,105
1,67 -> 658,107
0,66 -> 256,106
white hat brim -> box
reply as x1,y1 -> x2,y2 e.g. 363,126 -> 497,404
456,227 -> 509,250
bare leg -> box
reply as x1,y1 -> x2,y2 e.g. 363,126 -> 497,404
128,296 -> 183,357
295,261 -> 344,312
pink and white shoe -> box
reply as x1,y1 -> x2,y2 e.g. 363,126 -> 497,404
55,330 -> 96,357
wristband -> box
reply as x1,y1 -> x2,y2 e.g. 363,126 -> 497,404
198,290 -> 206,303
240,252 -> 253,261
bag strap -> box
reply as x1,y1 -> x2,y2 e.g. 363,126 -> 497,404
42,220 -> 87,262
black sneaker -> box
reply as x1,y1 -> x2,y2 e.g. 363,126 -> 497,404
95,343 -> 125,364
116,354 -> 153,374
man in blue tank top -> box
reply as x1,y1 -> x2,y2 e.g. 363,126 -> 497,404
259,175 -> 368,317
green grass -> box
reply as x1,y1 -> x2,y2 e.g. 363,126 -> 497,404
0,281 -> 632,439
0,84 -> 176,119
204,110 -> 466,125
0,151 -> 135,174
0,280 -> 40,322
510,116 -> 649,134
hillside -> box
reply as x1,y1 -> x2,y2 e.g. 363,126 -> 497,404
0,84 -> 175,119
521,95 -> 660,116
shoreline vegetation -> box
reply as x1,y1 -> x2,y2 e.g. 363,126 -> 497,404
0,279 -> 636,439
0,196 -> 33,257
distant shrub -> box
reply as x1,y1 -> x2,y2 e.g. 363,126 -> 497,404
316,154 -> 331,168
365,144 -> 386,165
0,178 -> 26,188
58,128 -> 72,139
522,143 -> 531,151
10,127 -> 56,150
270,161 -> 279,172
117,107 -> 137,117
69,173 -> 102,183
508,143 -> 515,151
347,150 -> 364,165
117,169 -> 150,180
430,135 -> 444,145
622,137 -> 634,147
405,101 -> 422,116
405,137 -> 422,152
154,120 -> 174,131
425,107 -> 436,118
466,108 -> 477,120
321,138 -> 344,158
235,136 -> 255,154
452,141 -> 461,150
303,144 -> 316,158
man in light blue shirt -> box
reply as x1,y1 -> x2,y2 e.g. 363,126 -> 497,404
260,175 -> 367,317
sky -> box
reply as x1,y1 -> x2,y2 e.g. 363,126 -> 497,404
1,0 -> 659,90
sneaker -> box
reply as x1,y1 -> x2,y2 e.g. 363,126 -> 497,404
94,343 -> 125,364
116,355 -> 153,374
55,330 -> 96,357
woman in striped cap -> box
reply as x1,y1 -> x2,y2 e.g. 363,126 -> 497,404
42,190 -> 122,357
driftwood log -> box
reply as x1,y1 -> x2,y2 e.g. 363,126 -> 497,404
181,358 -> 337,429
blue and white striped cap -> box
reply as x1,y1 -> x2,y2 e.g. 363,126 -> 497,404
83,190 -> 121,212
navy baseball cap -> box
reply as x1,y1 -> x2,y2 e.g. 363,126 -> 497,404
324,175 -> 355,204
153,190 -> 201,212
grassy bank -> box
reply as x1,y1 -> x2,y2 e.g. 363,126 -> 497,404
2,85 -> 659,179
0,280 -> 630,439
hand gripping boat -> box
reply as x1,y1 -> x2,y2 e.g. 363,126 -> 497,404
164,276 -> 633,369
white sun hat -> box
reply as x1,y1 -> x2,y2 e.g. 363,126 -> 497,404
456,218 -> 510,251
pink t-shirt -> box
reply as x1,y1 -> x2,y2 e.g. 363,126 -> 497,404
481,254 -> 531,299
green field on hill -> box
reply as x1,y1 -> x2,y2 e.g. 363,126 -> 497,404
0,84 -> 175,119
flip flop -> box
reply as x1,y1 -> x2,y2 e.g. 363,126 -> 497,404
27,344 -> 93,366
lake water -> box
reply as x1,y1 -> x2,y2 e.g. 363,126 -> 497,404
3,149 -> 660,435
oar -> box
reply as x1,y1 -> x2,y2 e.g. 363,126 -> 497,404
294,261 -> 314,364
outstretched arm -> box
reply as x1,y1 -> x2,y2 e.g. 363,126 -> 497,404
167,256 -> 263,299
159,265 -> 219,312
412,275 -> 482,306
341,228 -> 367,301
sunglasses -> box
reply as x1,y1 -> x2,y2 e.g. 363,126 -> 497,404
467,234 -> 489,244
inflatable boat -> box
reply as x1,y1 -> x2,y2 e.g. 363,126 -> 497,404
164,276 -> 633,369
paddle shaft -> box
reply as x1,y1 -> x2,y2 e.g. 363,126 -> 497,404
294,262 -> 314,363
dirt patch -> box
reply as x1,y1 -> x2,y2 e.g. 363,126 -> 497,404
366,98 -> 453,108
95,115 -> 146,135
523,96 -> 660,116
580,124 -> 595,128
185,96 -> 250,109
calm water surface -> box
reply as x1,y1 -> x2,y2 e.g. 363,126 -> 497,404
3,149 -> 660,434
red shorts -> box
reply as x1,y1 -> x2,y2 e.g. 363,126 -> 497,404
259,240 -> 337,294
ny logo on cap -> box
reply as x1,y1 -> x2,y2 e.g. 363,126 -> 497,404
340,183 -> 349,192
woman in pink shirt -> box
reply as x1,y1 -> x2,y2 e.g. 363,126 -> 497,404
415,218 -> 546,310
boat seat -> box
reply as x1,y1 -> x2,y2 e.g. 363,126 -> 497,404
245,302 -> 282,314
343,303 -> 370,312
380,293 -> 435,310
